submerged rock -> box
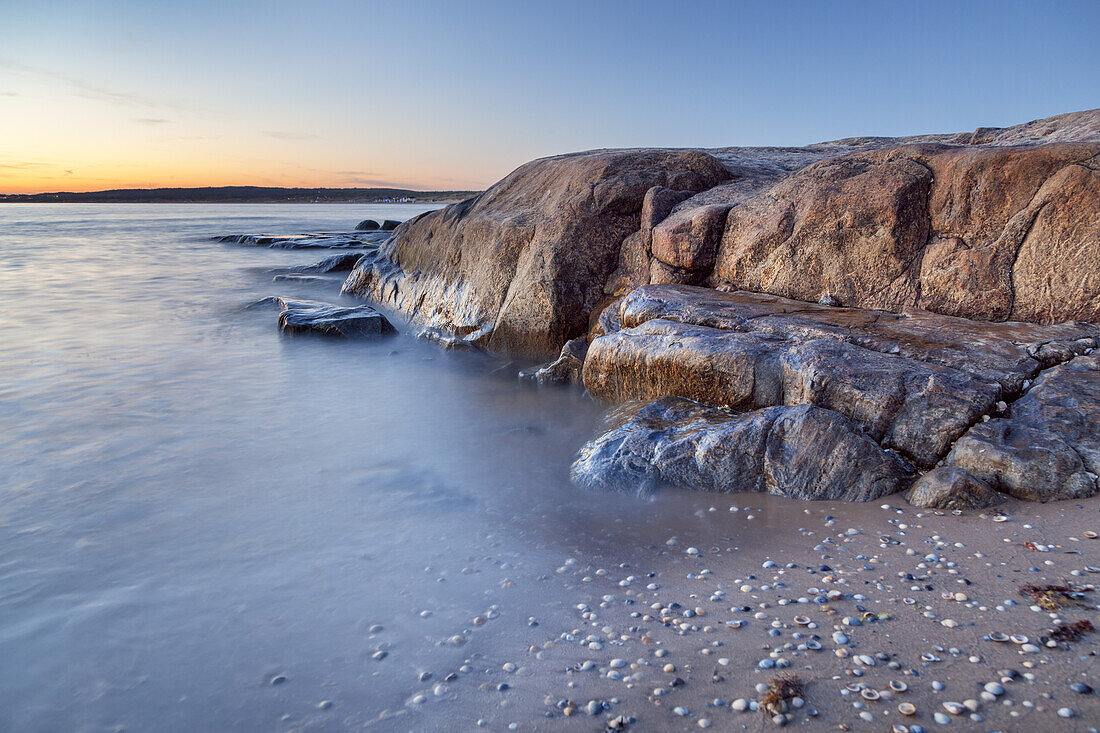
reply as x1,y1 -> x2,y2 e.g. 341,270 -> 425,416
571,397 -> 912,501
905,467 -> 1003,510
276,298 -> 396,338
286,252 -> 366,274
519,339 -> 588,385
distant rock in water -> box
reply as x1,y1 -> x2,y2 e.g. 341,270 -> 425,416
571,397 -> 913,501
216,232 -> 384,249
355,219 -> 380,231
381,220 -> 401,231
285,252 -> 365,274
272,274 -> 328,284
275,297 -> 396,338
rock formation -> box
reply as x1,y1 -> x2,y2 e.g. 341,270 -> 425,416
342,109 -> 1100,502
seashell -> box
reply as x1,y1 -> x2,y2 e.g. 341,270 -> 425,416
861,688 -> 881,701
992,514 -> 1009,523
1085,530 -> 1098,539
793,615 -> 811,626
921,653 -> 941,662
805,640 -> 822,650
898,702 -> 917,716
890,680 -> 908,692
988,632 -> 1009,642
1011,634 -> 1029,645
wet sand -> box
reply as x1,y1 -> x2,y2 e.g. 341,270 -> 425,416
355,490 -> 1100,732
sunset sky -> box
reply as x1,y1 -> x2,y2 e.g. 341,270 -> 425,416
2,0 -> 1098,194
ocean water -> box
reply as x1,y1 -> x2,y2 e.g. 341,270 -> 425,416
0,204 -> 869,732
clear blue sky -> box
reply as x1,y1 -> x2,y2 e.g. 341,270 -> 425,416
1,0 -> 1097,192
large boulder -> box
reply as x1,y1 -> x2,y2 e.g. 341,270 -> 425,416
571,397 -> 913,501
355,219 -> 380,231
342,150 -> 731,359
712,142 -> 1100,324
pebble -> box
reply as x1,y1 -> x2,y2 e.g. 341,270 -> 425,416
1058,707 -> 1075,718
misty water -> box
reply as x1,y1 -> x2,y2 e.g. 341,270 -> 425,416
0,204 -> 864,732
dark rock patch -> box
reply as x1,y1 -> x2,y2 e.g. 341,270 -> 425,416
276,298 -> 396,338
571,397 -> 913,501
905,467 -> 1003,510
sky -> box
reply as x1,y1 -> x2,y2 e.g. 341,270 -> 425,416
1,0 -> 1098,194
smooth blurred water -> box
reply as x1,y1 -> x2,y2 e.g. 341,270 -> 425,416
0,204 -> 620,731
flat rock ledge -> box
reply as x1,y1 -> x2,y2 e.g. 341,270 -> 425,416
580,285 -> 1100,502
571,397 -> 913,501
276,297 -> 396,338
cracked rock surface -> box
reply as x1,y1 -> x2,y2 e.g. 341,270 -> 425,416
580,286 -> 1099,501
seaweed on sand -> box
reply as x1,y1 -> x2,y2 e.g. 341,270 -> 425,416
760,672 -> 806,716
1050,619 -> 1095,643
1019,583 -> 1093,611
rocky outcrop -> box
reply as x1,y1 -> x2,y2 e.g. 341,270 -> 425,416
276,298 -> 396,338
571,397 -> 913,501
342,150 -> 731,359
583,285 -> 1098,469
905,467 -> 1003,511
946,354 -> 1100,501
381,219 -> 401,231
355,219 -> 380,231
336,109 -> 1100,503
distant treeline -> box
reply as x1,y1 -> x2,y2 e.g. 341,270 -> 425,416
0,186 -> 481,203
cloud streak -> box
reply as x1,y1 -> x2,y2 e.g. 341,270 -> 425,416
0,57 -> 185,111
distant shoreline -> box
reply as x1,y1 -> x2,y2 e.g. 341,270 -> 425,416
0,200 -> 469,205
0,186 -> 480,204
